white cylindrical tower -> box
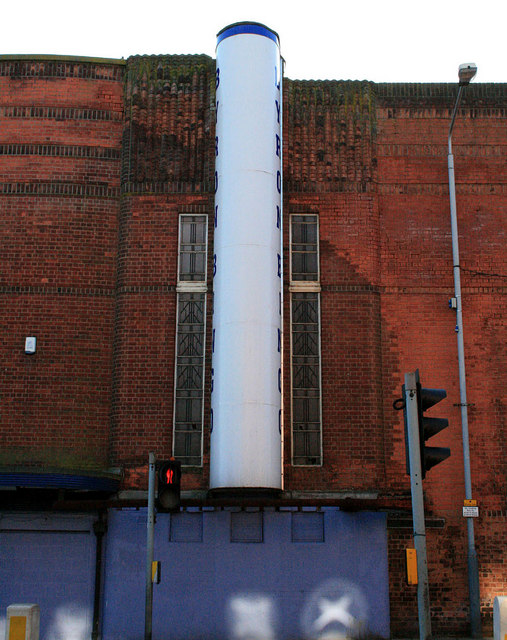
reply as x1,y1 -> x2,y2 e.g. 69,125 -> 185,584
210,22 -> 282,492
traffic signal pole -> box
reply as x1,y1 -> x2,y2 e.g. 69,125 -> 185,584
405,372 -> 432,640
145,452 -> 156,640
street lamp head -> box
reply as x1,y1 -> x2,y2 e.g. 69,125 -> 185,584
458,63 -> 477,86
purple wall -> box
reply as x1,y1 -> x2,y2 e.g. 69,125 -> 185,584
102,507 -> 389,640
0,514 -> 95,640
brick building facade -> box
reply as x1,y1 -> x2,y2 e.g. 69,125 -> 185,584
0,50 -> 505,639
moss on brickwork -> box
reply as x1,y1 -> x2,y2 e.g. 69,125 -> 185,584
126,54 -> 213,90
120,55 -> 506,193
0,447 -> 108,470
0,58 -> 123,80
287,79 -> 375,111
122,59 -> 381,192
285,80 -> 377,191
122,55 -> 215,188
376,81 -> 507,106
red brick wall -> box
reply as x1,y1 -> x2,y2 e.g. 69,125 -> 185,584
376,84 -> 507,634
111,56 -> 215,489
111,194 -> 214,492
0,58 -> 123,468
1,56 -> 505,635
282,81 -> 384,491
282,80 -> 506,634
283,193 -> 384,491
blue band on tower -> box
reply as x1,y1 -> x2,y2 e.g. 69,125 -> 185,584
217,23 -> 279,46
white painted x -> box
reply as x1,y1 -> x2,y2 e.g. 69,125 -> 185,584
313,595 -> 356,632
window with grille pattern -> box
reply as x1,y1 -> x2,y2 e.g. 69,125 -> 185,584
290,214 -> 322,466
173,214 -> 207,465
290,214 -> 319,281
178,215 -> 207,282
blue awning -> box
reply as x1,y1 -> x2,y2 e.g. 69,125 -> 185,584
0,471 -> 120,492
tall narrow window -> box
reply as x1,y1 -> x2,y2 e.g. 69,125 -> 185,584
179,216 -> 207,282
291,215 -> 319,282
290,214 -> 322,466
173,215 -> 207,465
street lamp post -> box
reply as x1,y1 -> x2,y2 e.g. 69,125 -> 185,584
447,62 -> 482,639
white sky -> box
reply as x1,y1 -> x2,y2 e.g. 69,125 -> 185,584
2,0 -> 505,83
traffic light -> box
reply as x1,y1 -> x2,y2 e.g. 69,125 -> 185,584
156,459 -> 181,512
416,376 -> 450,478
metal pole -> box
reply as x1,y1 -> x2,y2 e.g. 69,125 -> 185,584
145,452 -> 156,640
91,514 -> 107,640
405,371 -> 432,640
448,89 -> 482,639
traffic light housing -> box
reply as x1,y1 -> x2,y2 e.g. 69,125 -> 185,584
416,375 -> 450,478
156,459 -> 181,512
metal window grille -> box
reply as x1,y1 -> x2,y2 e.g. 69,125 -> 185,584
173,214 -> 208,466
173,292 -> 205,466
290,214 -> 319,281
291,292 -> 322,466
290,213 -> 322,467
178,215 -> 207,282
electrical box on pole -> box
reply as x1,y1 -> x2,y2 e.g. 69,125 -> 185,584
406,548 -> 418,585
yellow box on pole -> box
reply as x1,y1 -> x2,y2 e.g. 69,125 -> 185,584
8,617 -> 26,640
152,560 -> 161,584
6,604 -> 40,640
406,548 -> 418,585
